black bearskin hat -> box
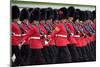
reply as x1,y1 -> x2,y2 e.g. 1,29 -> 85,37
79,10 -> 83,21
59,7 -> 68,19
28,8 -> 34,13
68,6 -> 75,17
46,7 -> 53,20
20,8 -> 30,21
30,8 -> 40,23
85,11 -> 92,20
40,8 -> 46,20
53,9 -> 59,20
12,5 -> 20,20
92,10 -> 96,20
73,9 -> 80,22
80,11 -> 86,21
28,8 -> 34,17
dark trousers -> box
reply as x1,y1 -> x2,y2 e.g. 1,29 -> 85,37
48,45 -> 57,64
86,43 -> 95,61
30,49 -> 46,65
56,46 -> 72,63
11,45 -> 24,66
90,40 -> 96,60
93,40 -> 96,60
42,46 -> 51,64
81,46 -> 89,61
76,47 -> 84,62
68,44 -> 80,62
21,45 -> 30,66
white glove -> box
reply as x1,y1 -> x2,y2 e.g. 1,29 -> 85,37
18,43 -> 22,49
17,21 -> 21,24
71,33 -> 74,36
18,40 -> 25,49
45,40 -> 48,45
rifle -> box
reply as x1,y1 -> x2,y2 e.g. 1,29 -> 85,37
16,21 -> 27,33
71,22 -> 80,34
88,23 -> 95,33
77,23 -> 87,37
64,23 -> 73,36
84,23 -> 94,36
43,23 -> 52,34
38,24 -> 46,39
48,23 -> 54,31
23,21 -> 31,29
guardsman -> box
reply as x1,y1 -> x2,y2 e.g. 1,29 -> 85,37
47,9 -> 59,63
20,8 -> 32,65
11,5 -> 22,66
91,10 -> 96,59
92,10 -> 96,31
79,11 -> 91,61
66,6 -> 80,62
48,7 -> 72,63
82,11 -> 95,61
19,8 -> 46,65
73,9 -> 84,61
46,8 -> 58,64
39,8 -> 51,64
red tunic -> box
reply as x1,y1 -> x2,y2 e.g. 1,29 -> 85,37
49,23 -> 69,46
80,22 -> 88,46
40,24 -> 48,46
21,23 -> 33,45
92,23 -> 96,30
88,23 -> 96,42
73,22 -> 83,47
22,25 -> 43,49
46,23 -> 56,46
66,22 -> 77,45
72,22 -> 87,47
12,22 -> 22,46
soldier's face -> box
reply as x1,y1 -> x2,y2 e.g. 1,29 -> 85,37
46,19 -> 52,23
61,19 -> 67,23
40,20 -> 45,24
23,19 -> 29,23
33,20 -> 38,25
13,19 -> 19,22
93,19 -> 96,23
69,17 -> 73,22
75,19 -> 79,23
54,20 -> 59,24
59,11 -> 63,15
